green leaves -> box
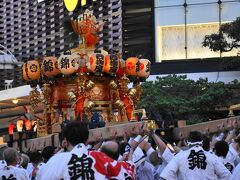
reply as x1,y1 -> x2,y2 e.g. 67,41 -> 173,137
140,75 -> 233,123
202,17 -> 240,52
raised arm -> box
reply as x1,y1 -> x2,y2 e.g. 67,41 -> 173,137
150,132 -> 167,154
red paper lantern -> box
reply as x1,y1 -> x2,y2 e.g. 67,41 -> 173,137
125,57 -> 140,76
24,119 -> 32,131
137,59 -> 151,78
8,123 -> 15,135
42,56 -> 59,77
104,54 -> 119,75
22,60 -> 41,81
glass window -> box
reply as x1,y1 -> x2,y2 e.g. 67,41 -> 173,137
155,0 -> 240,62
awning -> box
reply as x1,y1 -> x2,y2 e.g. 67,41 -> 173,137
0,85 -> 42,129
0,85 -> 38,101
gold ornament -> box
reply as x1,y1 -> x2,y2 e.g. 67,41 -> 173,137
68,91 -> 76,101
86,100 -> 95,109
118,74 -> 130,94
109,80 -> 118,90
37,118 -> 48,137
85,80 -> 95,90
128,88 -> 137,98
76,73 -> 89,92
147,120 -> 157,130
114,100 -> 124,109
41,84 -> 52,105
29,87 -> 41,110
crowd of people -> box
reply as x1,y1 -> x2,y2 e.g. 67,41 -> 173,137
0,120 -> 240,180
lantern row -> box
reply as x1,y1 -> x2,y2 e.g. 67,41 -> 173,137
22,53 -> 151,81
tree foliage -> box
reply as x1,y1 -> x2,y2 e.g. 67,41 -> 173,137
202,17 -> 240,53
140,75 -> 233,124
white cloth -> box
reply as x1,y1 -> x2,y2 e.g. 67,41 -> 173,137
146,147 -> 155,157
0,165 -> 30,180
26,162 -> 45,179
133,146 -> 145,164
216,155 -> 235,173
37,162 -> 45,172
226,143 -> 240,166
26,163 -> 34,178
118,155 -> 123,161
128,137 -> 134,144
136,161 -> 154,180
152,147 -> 175,180
87,144 -> 93,150
160,145 -> 231,180
0,160 -> 6,170
231,163 -> 240,180
216,133 -> 225,141
134,135 -> 142,143
162,147 -> 174,163
36,143 -> 135,180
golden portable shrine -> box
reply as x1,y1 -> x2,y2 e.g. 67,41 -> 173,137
21,10 -> 151,138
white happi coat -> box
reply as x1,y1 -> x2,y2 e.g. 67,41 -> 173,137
231,163 -> 240,180
136,161 -> 154,180
152,147 -> 175,180
216,156 -> 235,174
133,147 -> 154,180
0,165 -> 30,180
226,143 -> 240,167
27,162 -> 45,179
0,160 -> 6,170
160,145 -> 231,180
36,143 -> 135,180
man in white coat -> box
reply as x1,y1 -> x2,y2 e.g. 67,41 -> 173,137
231,163 -> 240,180
160,131 -> 231,180
37,122 -> 135,180
0,148 -> 30,180
214,140 -> 235,173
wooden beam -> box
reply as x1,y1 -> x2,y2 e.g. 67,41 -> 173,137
3,121 -> 147,151
173,116 -> 240,140
3,116 -> 240,151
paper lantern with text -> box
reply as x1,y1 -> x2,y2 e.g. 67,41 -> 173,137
42,56 -> 59,77
22,60 -> 41,81
87,53 -> 105,75
8,123 -> 15,135
24,119 -> 32,131
125,57 -> 140,76
104,54 -> 119,76
16,120 -> 24,132
58,54 -> 79,75
137,59 -> 151,78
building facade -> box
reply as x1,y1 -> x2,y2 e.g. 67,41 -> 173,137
0,0 -> 122,90
155,0 -> 240,62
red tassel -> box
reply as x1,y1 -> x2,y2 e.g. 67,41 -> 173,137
85,32 -> 98,47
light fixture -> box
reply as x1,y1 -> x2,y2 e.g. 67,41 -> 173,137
16,119 -> 23,132
12,99 -> 19,104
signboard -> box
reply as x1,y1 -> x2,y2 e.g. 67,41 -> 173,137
64,0 -> 97,12
64,0 -> 79,12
